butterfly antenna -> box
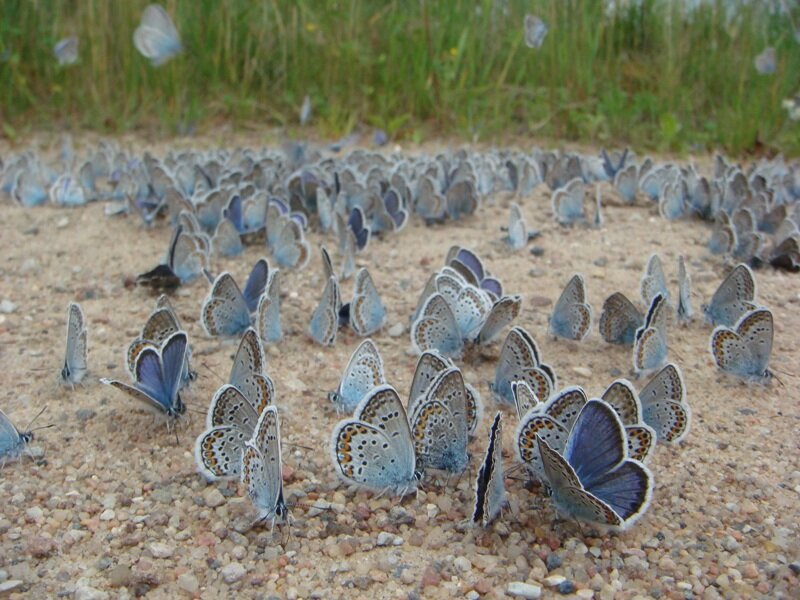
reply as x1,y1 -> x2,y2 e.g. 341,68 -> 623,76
200,361 -> 226,384
284,442 -> 315,452
24,406 -> 48,430
29,423 -> 56,433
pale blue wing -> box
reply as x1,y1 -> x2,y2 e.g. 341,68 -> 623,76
350,268 -> 386,337
242,258 -> 269,313
201,273 -> 251,337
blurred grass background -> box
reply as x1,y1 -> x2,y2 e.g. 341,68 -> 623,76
1,0 -> 798,155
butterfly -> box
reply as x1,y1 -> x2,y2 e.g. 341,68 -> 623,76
472,412 -> 507,528
633,294 -> 669,375
638,363 -> 691,443
708,212 -> 737,256
504,203 -> 531,251
515,386 -> 588,481
709,308 -> 774,382
408,351 -> 482,436
348,207 -> 371,251
133,4 -> 182,67
211,218 -> 243,257
551,178 -> 586,226
613,164 -> 638,204
702,263 -> 758,327
194,383 -> 271,480
754,47 -> 776,75
410,293 -> 464,359
599,292 -> 644,346
641,254 -> 669,306
299,94 -> 312,125
241,406 -> 289,527
329,339 -> 386,414
346,268 -> 386,337
0,409 -> 34,465
523,14 -> 548,49
54,36 -> 79,66
272,218 -> 310,270
137,224 -> 208,289
330,385 -> 418,496
445,246 -> 503,300
408,367 -> 470,474
445,179 -> 479,220
658,180 -> 687,220
491,326 -> 557,407
309,276 -> 342,346
228,328 -> 275,410
600,380 -> 656,463
201,259 -> 270,337
415,177 -> 447,224
49,174 -> 86,206
511,380 -> 540,420
101,331 -> 188,421
676,256 -> 693,325
127,295 -> 194,388
549,274 -> 592,341
256,270 -> 282,344
60,302 -> 88,387
371,188 -> 408,234
538,399 -> 654,529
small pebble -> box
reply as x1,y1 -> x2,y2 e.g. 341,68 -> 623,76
546,553 -> 562,571
557,580 -> 576,594
148,542 -> 174,559
506,581 -> 542,599
204,487 -> 226,508
454,556 -> 472,573
571,366 -> 592,377
221,562 -> 246,584
543,575 -> 566,587
177,573 -> 199,594
530,246 -> 545,257
0,300 -> 16,314
0,581 -> 23,594
387,323 -> 404,337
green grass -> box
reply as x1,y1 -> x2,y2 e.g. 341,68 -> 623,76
1,0 -> 799,155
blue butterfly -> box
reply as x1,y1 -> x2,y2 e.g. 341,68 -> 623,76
331,385 -> 418,496
127,295 -> 194,388
415,177 -> 446,224
549,273 -> 592,341
538,399 -> 654,529
710,308 -> 773,382
371,188 -> 409,234
12,167 -> 48,207
347,207 -> 371,251
614,165 -> 639,204
408,367 -> 470,475
211,218 -> 243,257
242,407 -> 289,527
137,224 -> 209,289
49,174 -> 86,206
552,178 -> 587,226
754,47 -> 776,75
201,259 -> 269,337
347,268 -> 386,337
638,364 -> 691,443
599,292 -> 644,346
491,326 -> 557,407
54,36 -> 79,66
445,179 -> 479,220
472,412 -> 507,527
633,294 -> 669,375
658,180 -> 687,220
600,380 -> 656,463
708,213 -> 737,256
271,218 -> 310,270
101,331 -> 188,421
640,254 -> 669,306
194,383 -> 270,480
408,351 -> 482,437
523,14 -> 548,49
228,328 -> 275,410
676,256 -> 693,325
504,203 -> 531,251
410,293 -> 464,359
133,4 -> 182,67
309,276 -> 341,346
256,270 -> 283,344
515,386 -> 587,482
445,246 -> 503,300
61,302 -> 88,387
0,410 -> 34,466
702,264 -> 758,327
601,148 -> 630,179
329,339 -> 386,414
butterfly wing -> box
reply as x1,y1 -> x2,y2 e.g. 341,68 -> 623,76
201,273 -> 251,336
599,292 -> 643,346
242,259 -> 270,313
350,268 -> 386,336
195,425 -> 251,480
476,295 -> 522,345
516,412 -> 569,481
309,276 -> 341,346
333,339 -> 386,413
472,412 -> 506,527
410,294 -> 464,358
256,271 -> 283,344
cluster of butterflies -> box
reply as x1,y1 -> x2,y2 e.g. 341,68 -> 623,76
53,4 -> 181,68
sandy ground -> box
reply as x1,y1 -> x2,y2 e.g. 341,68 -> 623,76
0,141 -> 798,600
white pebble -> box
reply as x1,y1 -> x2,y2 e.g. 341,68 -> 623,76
454,556 -> 472,572
148,542 -> 174,558
543,574 -> 566,587
506,581 -> 542,599
0,300 -> 16,314
99,509 -> 115,521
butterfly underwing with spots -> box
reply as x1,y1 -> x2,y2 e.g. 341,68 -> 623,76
549,274 -> 592,341
709,308 -> 773,382
330,385 -> 418,496
201,259 -> 269,337
61,302 -> 88,387
599,292 -> 644,346
638,363 -> 691,443
491,327 -> 557,406
600,380 -> 656,463
702,264 -> 758,327
329,339 -> 386,414
309,276 -> 342,346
